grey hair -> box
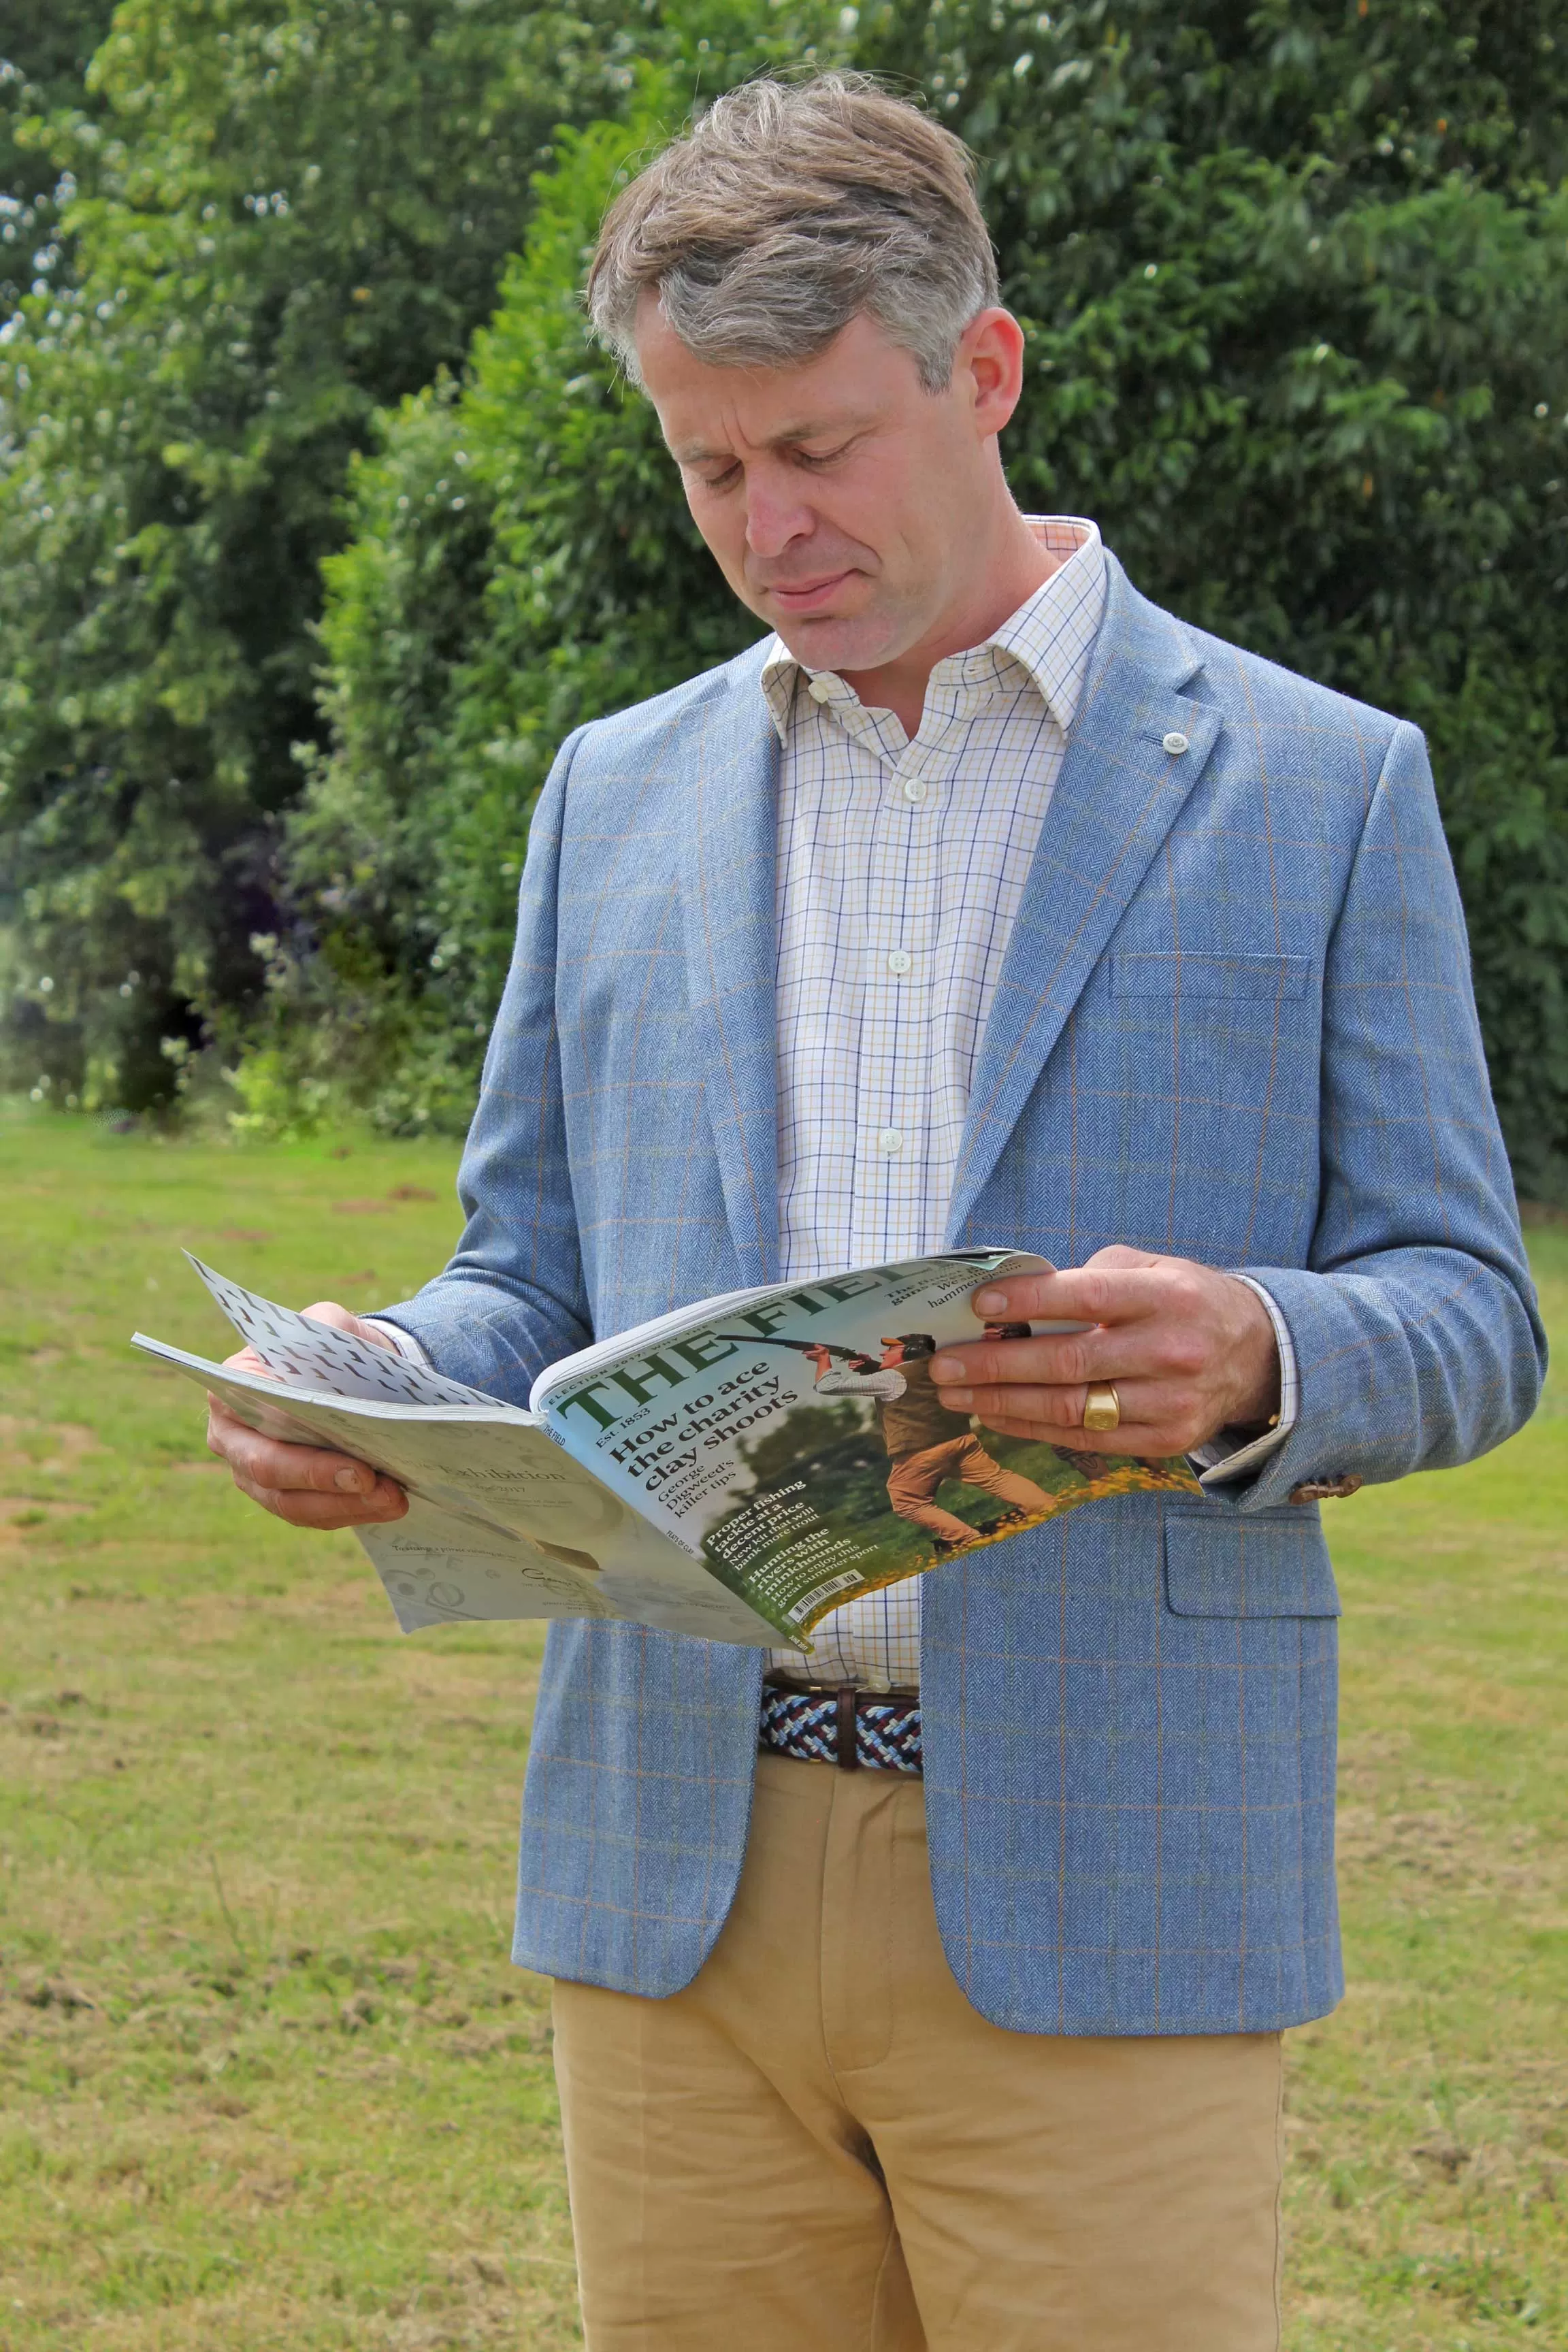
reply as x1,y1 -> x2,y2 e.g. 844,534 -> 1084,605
586,74 -> 1000,393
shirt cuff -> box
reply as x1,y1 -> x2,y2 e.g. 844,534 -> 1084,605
364,1317 -> 434,1371
1191,1277 -> 1299,1488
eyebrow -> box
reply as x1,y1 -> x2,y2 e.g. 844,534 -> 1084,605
668,412 -> 877,466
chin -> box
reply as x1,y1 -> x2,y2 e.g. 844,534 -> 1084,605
773,612 -> 894,675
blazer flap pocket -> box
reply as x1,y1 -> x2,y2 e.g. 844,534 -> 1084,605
1164,1507 -> 1341,1618
1110,953 -> 1312,1001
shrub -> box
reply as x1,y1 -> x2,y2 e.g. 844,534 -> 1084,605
291,3 -> 1568,1188
0,0 -> 736,1111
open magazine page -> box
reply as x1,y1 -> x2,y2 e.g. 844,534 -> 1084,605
133,1336 -> 782,1649
353,1495 -> 619,1631
530,1250 -> 1202,1648
182,1252 -> 504,1409
359,1495 -> 783,1644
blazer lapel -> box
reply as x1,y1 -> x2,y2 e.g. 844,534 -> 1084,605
946,559 -> 1222,1239
683,645 -> 783,1286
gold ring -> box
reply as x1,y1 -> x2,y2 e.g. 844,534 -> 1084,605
1082,1382 -> 1121,1433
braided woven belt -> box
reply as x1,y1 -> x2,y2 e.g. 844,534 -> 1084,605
759,1683 -> 923,1775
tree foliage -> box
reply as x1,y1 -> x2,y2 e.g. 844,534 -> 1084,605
0,0 -> 769,1111
285,0 -> 1568,1188
1,1 -> 116,321
5,0 -> 1567,1196
250,69 -> 770,1132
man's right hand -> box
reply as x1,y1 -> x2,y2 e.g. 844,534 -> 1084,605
205,1300 -> 410,1530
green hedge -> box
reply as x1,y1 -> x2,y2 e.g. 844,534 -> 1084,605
5,2 -> 1567,1196
0,1 -> 832,1116
282,1 -> 1568,1192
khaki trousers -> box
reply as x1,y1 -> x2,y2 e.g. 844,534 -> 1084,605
552,1752 -> 1285,2351
885,1434 -> 1051,1544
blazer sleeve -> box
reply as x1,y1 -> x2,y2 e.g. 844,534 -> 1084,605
369,730 -> 594,1403
1220,717 -> 1548,1512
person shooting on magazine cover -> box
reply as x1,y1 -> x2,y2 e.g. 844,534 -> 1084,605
803,1333 -> 1051,1551
206,71 -> 1545,2352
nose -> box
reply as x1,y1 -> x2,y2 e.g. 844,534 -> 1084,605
744,468 -> 815,560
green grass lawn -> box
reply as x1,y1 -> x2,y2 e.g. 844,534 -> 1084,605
1,1102 -> 1563,2351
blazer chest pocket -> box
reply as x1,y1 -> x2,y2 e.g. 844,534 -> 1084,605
1109,953 -> 1312,1002
1164,1507 -> 1341,1618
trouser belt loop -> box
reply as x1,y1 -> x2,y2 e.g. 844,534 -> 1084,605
834,1684 -> 860,1771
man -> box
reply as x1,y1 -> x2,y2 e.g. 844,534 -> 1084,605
208,74 -> 1546,2352
804,1333 -> 1053,1550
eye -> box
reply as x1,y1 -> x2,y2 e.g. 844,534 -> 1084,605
690,461 -> 741,493
795,441 -> 852,470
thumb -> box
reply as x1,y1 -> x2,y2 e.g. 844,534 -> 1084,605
1080,1245 -> 1161,1272
300,1301 -> 395,1349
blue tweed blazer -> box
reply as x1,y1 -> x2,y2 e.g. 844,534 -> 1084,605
383,556 -> 1545,2036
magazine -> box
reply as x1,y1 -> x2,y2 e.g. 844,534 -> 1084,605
133,1250 -> 1201,1652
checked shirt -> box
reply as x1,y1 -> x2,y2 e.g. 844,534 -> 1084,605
760,516 -> 1294,1692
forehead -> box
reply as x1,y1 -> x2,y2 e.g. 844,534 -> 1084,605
634,295 -> 921,459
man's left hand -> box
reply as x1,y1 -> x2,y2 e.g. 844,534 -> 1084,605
928,1247 -> 1280,1455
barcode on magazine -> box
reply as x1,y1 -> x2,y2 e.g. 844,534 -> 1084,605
786,1569 -> 864,1623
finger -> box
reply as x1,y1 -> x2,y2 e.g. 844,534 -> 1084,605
207,1393 -> 255,1439
934,1319 -> 1212,1389
300,1301 -> 398,1350
229,1467 -> 410,1529
947,1379 -> 1104,1433
205,1392 -> 278,1459
949,1377 -> 1188,1433
932,1328 -> 1164,1390
970,1264 -> 1169,1328
969,1410 -> 1175,1455
206,1407 -> 382,1499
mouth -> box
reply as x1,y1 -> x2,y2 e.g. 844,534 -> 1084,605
762,570 -> 856,615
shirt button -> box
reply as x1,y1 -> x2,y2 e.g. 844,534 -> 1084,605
902,777 -> 928,804
1162,730 -> 1190,755
878,1128 -> 903,1156
885,949 -> 912,975
808,676 -> 833,703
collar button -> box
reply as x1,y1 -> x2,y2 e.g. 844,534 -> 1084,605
1162,730 -> 1190,756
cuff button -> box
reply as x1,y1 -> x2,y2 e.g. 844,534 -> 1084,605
1288,1475 -> 1364,1504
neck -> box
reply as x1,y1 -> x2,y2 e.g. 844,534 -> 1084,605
838,502 -> 1060,738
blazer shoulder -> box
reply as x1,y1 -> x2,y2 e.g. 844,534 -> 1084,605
568,638 -> 772,778
1183,619 -> 1409,766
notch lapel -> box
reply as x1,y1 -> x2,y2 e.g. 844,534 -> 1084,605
683,647 -> 783,1286
946,561 -> 1222,1239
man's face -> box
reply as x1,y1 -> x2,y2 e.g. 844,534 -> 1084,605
636,297 -> 1010,677
879,1340 -> 907,1369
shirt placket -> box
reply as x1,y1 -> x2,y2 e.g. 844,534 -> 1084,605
849,700 -> 964,1266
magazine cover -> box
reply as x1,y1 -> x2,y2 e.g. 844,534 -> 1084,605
532,1252 -> 1200,1646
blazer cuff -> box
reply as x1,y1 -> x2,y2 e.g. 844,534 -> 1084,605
1192,1276 -> 1299,1487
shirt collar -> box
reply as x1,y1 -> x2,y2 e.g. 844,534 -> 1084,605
759,517 -> 1107,745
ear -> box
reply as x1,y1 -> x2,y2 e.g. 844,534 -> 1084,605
954,308 -> 1026,440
